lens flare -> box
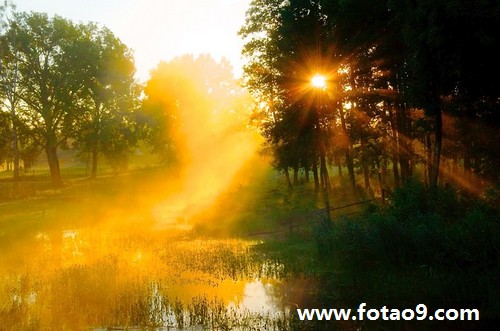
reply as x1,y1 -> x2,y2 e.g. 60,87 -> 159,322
311,74 -> 327,89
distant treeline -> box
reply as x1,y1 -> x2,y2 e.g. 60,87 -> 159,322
240,0 -> 499,193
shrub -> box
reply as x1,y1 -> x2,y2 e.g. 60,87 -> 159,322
314,181 -> 500,319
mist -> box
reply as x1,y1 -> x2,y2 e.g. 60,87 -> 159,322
137,54 -> 264,230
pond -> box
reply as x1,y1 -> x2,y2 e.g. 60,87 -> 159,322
0,221 -> 316,330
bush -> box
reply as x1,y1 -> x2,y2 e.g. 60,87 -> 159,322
315,180 -> 500,319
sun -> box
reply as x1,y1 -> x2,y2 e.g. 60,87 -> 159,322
311,74 -> 327,89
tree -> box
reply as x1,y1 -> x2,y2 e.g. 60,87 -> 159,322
242,0 -> 500,195
0,0 -> 20,179
140,54 -> 249,169
73,24 -> 139,178
241,0 -> 336,190
3,12 -> 141,184
387,0 -> 500,186
239,0 -> 284,110
5,12 -> 89,185
0,111 -> 11,166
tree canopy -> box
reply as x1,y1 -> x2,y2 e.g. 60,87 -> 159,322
140,54 -> 252,168
240,0 -> 500,193
1,10 -> 139,184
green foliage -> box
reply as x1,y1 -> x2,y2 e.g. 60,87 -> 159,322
315,181 -> 499,318
0,111 -> 11,163
71,24 -> 139,177
326,181 -> 498,269
1,11 -> 140,183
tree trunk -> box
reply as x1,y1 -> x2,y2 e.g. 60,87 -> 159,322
336,154 -> 343,177
6,87 -> 20,180
363,164 -> 370,190
397,104 -> 411,185
399,155 -> 410,184
46,145 -> 62,186
91,146 -> 98,179
376,159 -> 383,193
360,139 -> 370,190
312,159 -> 319,192
284,167 -> 292,189
293,165 -> 299,186
387,105 -> 400,188
383,157 -> 388,184
91,103 -> 102,179
429,108 -> 442,187
338,108 -> 355,189
381,156 -> 387,192
303,160 -> 310,183
424,132 -> 432,187
392,154 -> 400,188
11,120 -> 20,180
320,154 -> 331,192
345,150 -> 355,189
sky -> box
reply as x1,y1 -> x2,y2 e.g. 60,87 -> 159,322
13,0 -> 251,82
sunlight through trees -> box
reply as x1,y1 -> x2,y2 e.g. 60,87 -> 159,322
239,0 -> 499,195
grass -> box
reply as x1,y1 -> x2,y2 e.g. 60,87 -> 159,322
190,163 -> 378,239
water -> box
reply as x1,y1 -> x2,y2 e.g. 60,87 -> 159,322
0,223 -> 303,330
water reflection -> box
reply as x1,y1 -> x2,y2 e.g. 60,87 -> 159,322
0,224 -> 299,330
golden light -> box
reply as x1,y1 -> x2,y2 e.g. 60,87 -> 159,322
311,74 -> 327,89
